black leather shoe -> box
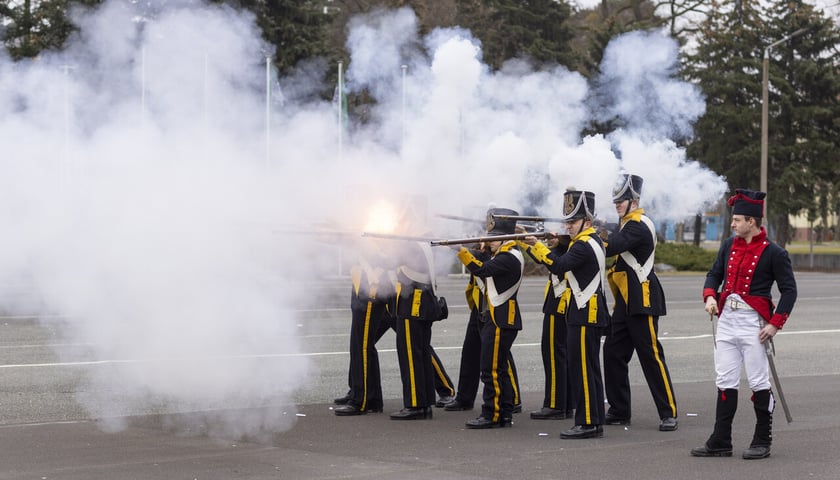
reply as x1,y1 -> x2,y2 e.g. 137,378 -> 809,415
512,403 -> 522,414
742,445 -> 771,459
604,413 -> 631,425
659,417 -> 678,431
333,392 -> 352,405
334,404 -> 382,416
530,407 -> 568,420
465,416 -> 511,429
443,399 -> 473,411
389,407 -> 433,420
560,424 -> 604,439
690,444 -> 733,457
435,395 -> 455,408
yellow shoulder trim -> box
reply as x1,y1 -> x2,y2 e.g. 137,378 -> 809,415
498,241 -> 518,253
623,208 -> 645,223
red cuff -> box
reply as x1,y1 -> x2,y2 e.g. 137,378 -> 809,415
769,312 -> 788,329
702,288 -> 717,302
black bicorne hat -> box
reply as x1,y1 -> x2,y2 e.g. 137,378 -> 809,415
562,190 -> 596,221
728,189 -> 765,218
486,208 -> 518,235
612,174 -> 643,202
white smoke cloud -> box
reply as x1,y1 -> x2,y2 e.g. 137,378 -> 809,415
0,2 -> 726,439
588,30 -> 727,220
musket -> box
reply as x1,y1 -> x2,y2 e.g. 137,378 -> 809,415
430,231 -> 556,246
490,213 -> 566,223
361,232 -> 440,242
436,213 -> 484,224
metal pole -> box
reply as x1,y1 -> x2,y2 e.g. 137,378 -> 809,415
337,61 -> 344,161
401,64 -> 407,154
760,28 -> 807,226
760,50 -> 769,198
265,56 -> 271,168
140,46 -> 146,128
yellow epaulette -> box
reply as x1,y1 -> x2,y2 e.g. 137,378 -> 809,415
498,241 -> 518,253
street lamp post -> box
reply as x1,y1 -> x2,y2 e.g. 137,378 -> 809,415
760,28 -> 808,222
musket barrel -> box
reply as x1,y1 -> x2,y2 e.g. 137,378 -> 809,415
361,232 -> 439,242
491,214 -> 566,223
430,231 -> 553,246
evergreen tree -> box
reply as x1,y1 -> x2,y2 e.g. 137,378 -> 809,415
762,0 -> 840,243
455,0 -> 579,71
238,0 -> 333,75
684,0 -> 840,244
0,0 -> 101,59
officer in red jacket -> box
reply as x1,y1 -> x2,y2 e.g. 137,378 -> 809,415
691,189 -> 797,460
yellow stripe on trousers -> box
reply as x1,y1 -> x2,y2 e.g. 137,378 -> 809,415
647,315 -> 677,417
361,301 -> 372,410
431,355 -> 453,396
507,361 -> 520,405
549,314 -> 557,408
491,326 -> 502,422
404,318 -> 417,406
580,326 -> 591,424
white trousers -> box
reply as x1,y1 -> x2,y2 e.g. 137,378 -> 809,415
714,295 -> 771,391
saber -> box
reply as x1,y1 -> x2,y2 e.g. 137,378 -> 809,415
710,313 -> 717,349
430,231 -> 556,246
766,338 -> 793,423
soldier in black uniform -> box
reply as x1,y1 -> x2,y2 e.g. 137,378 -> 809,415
390,240 -> 446,420
451,208 -> 524,429
334,242 -> 395,416
443,244 -> 523,413
530,233 -> 575,420
602,174 -> 678,431
521,190 -> 609,439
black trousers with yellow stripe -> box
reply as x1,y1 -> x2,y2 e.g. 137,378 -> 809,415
568,324 -> 605,426
603,303 -> 678,420
454,310 -> 521,407
349,310 -> 452,406
346,299 -> 392,410
395,317 -> 436,408
540,312 -> 572,411
478,320 -> 518,422
431,347 -> 455,399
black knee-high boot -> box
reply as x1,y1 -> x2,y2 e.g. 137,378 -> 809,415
690,388 -> 737,457
743,389 -> 773,460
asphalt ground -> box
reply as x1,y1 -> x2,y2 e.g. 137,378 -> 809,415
1,272 -> 839,479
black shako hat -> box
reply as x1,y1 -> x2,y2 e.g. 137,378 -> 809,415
728,189 -> 765,218
562,190 -> 596,221
612,174 -> 643,202
486,208 -> 518,235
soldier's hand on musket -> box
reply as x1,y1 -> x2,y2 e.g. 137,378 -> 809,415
759,323 -> 778,344
704,296 -> 718,316
521,235 -> 539,246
